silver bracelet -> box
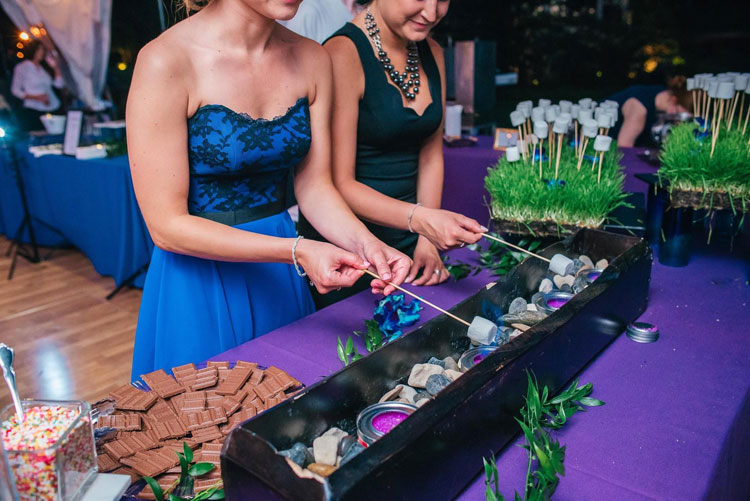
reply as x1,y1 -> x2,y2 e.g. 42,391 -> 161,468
407,203 -> 422,233
292,235 -> 307,277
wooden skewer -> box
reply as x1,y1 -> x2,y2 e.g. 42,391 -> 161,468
710,99 -> 724,158
597,152 -> 604,184
538,138 -> 544,178
577,137 -> 589,171
743,103 -> 750,135
481,233 -> 551,263
554,134 -> 563,179
728,92 -> 740,130
362,270 -> 471,326
574,120 -> 579,157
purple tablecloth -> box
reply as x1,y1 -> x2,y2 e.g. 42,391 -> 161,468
209,146 -> 750,500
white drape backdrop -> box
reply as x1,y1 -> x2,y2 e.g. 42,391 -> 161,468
0,0 -> 112,110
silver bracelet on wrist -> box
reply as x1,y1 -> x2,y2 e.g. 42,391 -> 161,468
407,203 -> 422,233
292,235 -> 307,277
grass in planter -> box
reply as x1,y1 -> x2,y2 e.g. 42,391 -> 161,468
485,141 -> 628,229
659,122 -> 750,205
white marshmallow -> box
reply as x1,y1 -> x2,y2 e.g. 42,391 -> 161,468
578,109 -> 593,122
533,120 -> 548,138
549,254 -> 573,276
538,98 -> 552,108
686,78 -> 695,91
467,316 -> 498,346
570,104 -> 580,119
582,119 -> 598,138
708,80 -> 719,98
553,116 -> 569,134
596,113 -> 611,128
531,107 -> 546,122
505,146 -> 520,162
559,100 -> 572,113
593,135 -> 612,152
717,81 -> 735,100
510,110 -> 525,127
735,75 -> 749,91
545,108 -> 557,123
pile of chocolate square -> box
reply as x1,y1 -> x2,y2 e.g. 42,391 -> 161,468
95,360 -> 301,499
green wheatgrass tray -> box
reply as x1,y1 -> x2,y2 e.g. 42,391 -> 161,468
485,141 -> 628,238
659,121 -> 750,213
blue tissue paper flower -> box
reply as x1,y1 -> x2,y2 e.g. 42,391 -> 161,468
373,294 -> 422,342
481,300 -> 504,327
692,127 -> 710,142
544,178 -> 566,189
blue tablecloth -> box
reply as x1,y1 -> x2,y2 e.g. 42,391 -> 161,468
0,143 -> 153,286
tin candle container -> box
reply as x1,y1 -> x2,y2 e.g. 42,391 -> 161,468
458,346 -> 497,371
536,291 -> 574,314
0,400 -> 96,501
357,402 -> 417,446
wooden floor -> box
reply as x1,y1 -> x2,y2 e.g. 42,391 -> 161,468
0,236 -> 141,410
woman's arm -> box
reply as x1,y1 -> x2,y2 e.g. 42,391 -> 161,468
326,37 -> 484,251
126,39 -> 366,293
616,97 -> 647,147
294,40 -> 411,291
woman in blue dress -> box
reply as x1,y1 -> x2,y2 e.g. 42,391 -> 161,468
126,0 -> 411,377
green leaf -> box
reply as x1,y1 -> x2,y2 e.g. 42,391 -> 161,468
189,462 -> 216,477
345,336 -> 354,356
578,397 -> 605,407
206,490 -> 225,500
168,495 -> 184,501
143,477 -> 165,501
183,442 -> 193,464
336,337 -> 347,366
178,454 -> 189,478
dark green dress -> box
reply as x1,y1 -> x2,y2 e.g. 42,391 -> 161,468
297,22 -> 443,308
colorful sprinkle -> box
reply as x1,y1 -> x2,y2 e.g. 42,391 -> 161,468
2,404 -> 96,500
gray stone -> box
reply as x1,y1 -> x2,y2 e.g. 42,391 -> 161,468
338,442 -> 365,466
416,398 -> 430,407
494,326 -> 511,345
427,356 -> 446,368
569,258 -> 585,276
425,373 -> 452,395
560,284 -> 572,293
564,261 -> 577,276
414,390 -> 431,402
508,297 -> 528,314
279,443 -> 309,468
596,259 -> 609,269
443,357 -> 459,372
531,291 -> 545,304
502,310 -> 548,326
408,363 -> 445,388
578,255 -> 594,268
539,278 -> 554,293
337,435 -> 357,457
313,435 -> 339,466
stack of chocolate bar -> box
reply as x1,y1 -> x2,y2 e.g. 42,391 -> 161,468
94,361 -> 301,499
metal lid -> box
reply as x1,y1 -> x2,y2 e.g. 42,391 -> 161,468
458,346 -> 497,371
356,401 -> 417,446
535,291 -> 574,314
626,322 -> 659,343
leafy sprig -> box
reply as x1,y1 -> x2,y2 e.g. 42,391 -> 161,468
469,236 -> 543,277
485,372 -> 604,501
143,441 -> 225,501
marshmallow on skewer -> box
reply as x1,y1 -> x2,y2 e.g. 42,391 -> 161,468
545,107 -> 557,123
531,106 -> 545,122
593,135 -> 612,152
552,116 -> 569,134
578,97 -> 592,109
734,75 -> 748,91
582,119 -> 598,138
578,109 -> 593,122
505,146 -> 520,162
687,78 -> 695,91
510,110 -> 525,127
596,113 -> 610,130
538,98 -> 552,108
549,254 -> 575,276
533,120 -> 548,138
717,81 -> 735,100
570,104 -> 580,120
467,316 -> 498,346
559,100 -> 572,113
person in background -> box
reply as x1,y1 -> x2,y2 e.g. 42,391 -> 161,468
607,76 -> 692,147
280,0 -> 359,44
10,39 -> 64,131
298,0 -> 486,309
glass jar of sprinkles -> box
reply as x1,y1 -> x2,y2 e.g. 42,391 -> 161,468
356,402 -> 417,447
1,400 -> 96,501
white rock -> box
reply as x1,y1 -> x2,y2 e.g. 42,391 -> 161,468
526,303 -> 538,312
539,278 -> 554,293
313,435 -> 339,466
380,385 -> 404,403
596,259 -> 609,269
444,369 -> 463,382
578,255 -> 594,268
553,274 -> 575,289
467,316 -> 498,346
416,398 -> 430,408
509,328 -> 524,340
398,385 -> 417,404
407,364 -> 445,388
443,357 -> 459,372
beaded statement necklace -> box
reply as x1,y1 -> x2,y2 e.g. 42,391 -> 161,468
364,8 -> 420,100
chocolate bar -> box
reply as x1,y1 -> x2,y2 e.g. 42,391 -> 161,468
136,474 -> 179,500
151,418 -> 188,441
214,366 -> 253,395
183,408 -> 227,430
141,369 -> 186,399
97,452 -> 119,472
190,425 -> 223,444
96,414 -> 142,431
120,446 -> 181,478
110,384 -> 158,411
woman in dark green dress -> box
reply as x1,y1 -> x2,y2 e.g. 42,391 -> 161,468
298,0 -> 484,308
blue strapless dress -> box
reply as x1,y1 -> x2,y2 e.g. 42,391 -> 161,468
131,97 -> 315,379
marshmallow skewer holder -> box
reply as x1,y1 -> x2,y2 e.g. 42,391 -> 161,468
221,229 -> 653,500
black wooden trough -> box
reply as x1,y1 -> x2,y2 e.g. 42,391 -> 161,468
221,229 -> 653,500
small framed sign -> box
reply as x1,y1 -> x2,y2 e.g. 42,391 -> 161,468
493,128 -> 519,151
62,110 -> 83,156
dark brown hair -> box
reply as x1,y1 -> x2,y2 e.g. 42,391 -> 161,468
668,75 -> 692,112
